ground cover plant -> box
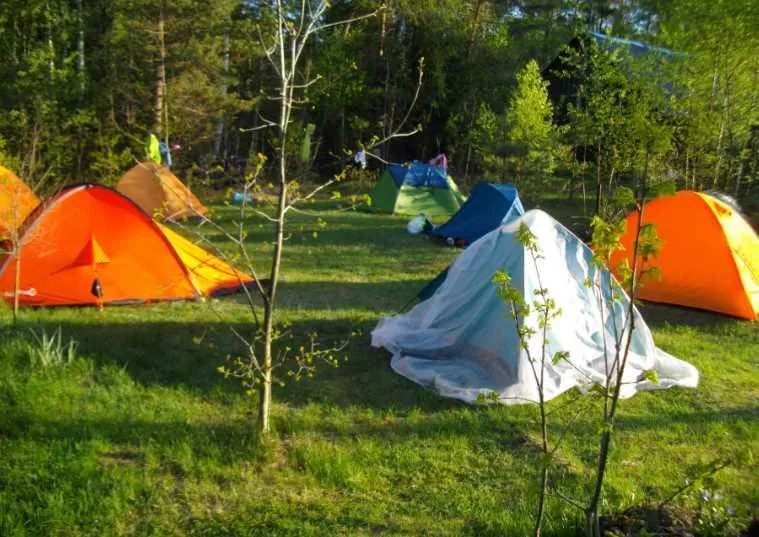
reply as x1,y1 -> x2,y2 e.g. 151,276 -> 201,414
0,194 -> 756,536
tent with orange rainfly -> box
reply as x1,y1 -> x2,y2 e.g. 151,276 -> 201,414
611,191 -> 758,320
0,184 -> 253,307
116,162 -> 208,220
0,166 -> 40,240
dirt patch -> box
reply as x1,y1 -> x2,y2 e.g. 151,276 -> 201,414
601,506 -> 756,537
97,448 -> 144,467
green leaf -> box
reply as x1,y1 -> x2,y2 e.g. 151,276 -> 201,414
613,186 -> 636,208
640,369 -> 660,385
552,351 -> 570,365
650,180 -> 676,198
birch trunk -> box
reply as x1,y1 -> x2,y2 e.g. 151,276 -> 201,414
154,2 -> 168,139
213,35 -> 231,157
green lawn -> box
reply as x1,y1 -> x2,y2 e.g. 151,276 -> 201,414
1,194 -> 757,536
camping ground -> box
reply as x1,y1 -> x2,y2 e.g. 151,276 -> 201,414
0,194 -> 756,536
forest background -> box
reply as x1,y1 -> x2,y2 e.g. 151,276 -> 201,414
1,0 -> 758,215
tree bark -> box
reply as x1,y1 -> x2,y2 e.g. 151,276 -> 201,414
154,2 -> 168,139
595,143 -> 602,216
13,244 -> 21,325
213,35 -> 231,157
46,2 -> 55,79
259,9 -> 291,432
466,0 -> 483,58
712,112 -> 726,189
534,388 -> 548,537
77,0 -> 85,95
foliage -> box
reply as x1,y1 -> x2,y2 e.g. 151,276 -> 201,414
503,60 -> 567,199
0,0 -> 756,211
26,327 -> 78,368
655,0 -> 759,201
676,485 -> 744,537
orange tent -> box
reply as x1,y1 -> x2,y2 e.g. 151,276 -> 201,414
158,223 -> 254,297
116,162 -> 208,220
0,166 -> 40,240
611,191 -> 758,320
0,184 -> 252,307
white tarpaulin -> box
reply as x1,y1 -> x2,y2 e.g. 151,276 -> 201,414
372,210 -> 699,405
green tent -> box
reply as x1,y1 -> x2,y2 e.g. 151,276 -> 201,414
367,162 -> 466,217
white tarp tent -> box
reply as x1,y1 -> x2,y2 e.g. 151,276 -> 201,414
372,210 -> 699,405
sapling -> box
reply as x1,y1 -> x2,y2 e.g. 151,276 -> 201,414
582,179 -> 662,537
175,1 -> 423,435
0,167 -> 55,326
492,223 -> 568,537
491,180 -> 664,537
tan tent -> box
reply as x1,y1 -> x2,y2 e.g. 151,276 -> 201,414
0,166 -> 41,240
116,162 -> 208,220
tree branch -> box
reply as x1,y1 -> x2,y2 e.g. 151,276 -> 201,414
312,10 -> 378,33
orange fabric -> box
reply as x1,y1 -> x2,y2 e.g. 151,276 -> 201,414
611,191 -> 759,320
0,166 -> 41,240
69,237 -> 111,268
0,185 -> 199,306
157,223 -> 254,296
116,162 -> 208,220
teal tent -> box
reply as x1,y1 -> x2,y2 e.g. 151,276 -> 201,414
366,162 -> 466,217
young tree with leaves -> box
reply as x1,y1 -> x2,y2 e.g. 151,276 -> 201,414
205,1 -> 428,435
503,59 -> 566,199
492,223 -> 568,537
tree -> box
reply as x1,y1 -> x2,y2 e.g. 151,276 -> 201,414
212,1 -> 384,434
655,0 -> 759,202
492,224 -> 567,537
503,59 -> 565,199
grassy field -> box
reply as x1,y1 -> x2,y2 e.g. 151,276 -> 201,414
0,192 -> 757,536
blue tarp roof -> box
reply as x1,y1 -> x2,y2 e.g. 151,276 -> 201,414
590,31 -> 676,59
432,183 -> 524,246
387,161 -> 450,189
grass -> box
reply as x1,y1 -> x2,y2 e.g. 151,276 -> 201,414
0,190 -> 757,536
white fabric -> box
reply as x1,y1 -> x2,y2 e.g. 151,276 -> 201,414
372,210 -> 699,405
406,214 -> 427,235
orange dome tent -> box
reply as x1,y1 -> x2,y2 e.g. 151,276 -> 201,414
611,191 -> 758,320
0,166 -> 40,240
116,162 -> 208,220
0,184 -> 252,307
157,223 -> 254,297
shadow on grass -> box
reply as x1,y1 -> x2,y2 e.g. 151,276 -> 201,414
271,279 -> 430,311
13,312 -> 755,433
2,413 -> 268,466
10,316 -> 457,414
12,306 -> 752,419
638,301 -> 747,329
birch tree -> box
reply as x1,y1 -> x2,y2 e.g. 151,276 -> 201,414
212,1 -> 423,434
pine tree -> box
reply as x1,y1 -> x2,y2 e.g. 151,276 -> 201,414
504,59 -> 564,200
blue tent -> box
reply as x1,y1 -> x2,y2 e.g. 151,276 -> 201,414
431,182 -> 524,246
387,162 -> 449,188
432,183 -> 524,245
418,184 -> 524,302
589,31 -> 676,59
